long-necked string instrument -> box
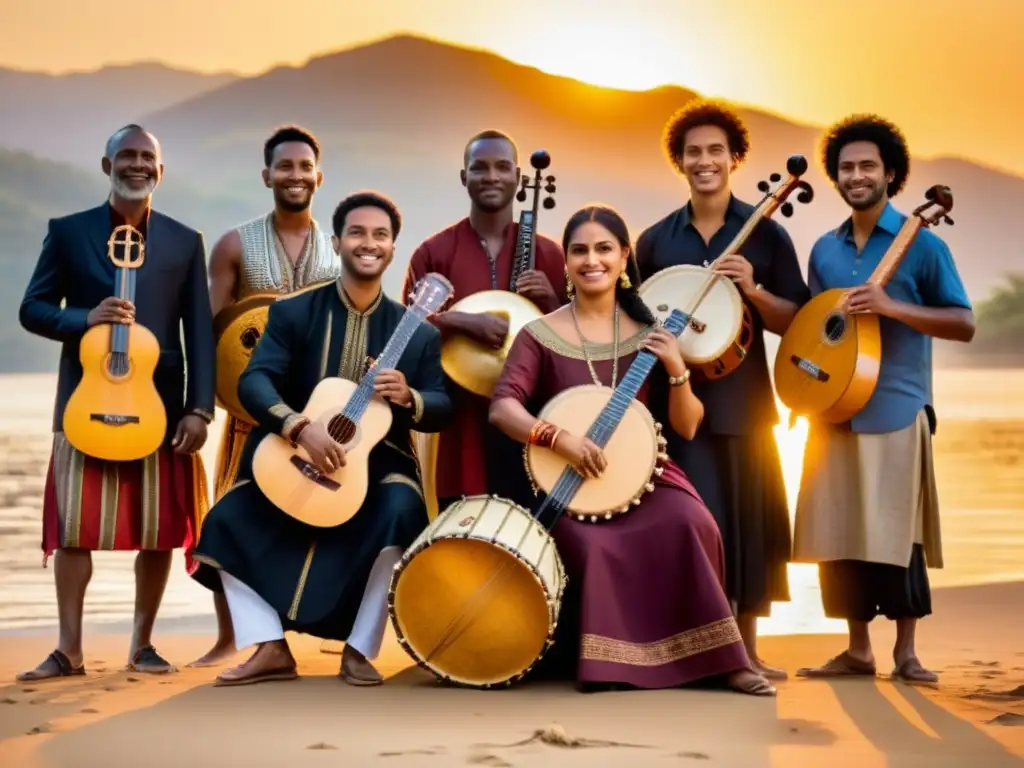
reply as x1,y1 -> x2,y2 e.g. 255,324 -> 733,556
63,224 -> 167,461
390,309 -> 691,687
439,149 -> 556,398
638,155 -> 814,380
251,274 -> 453,528
774,185 -> 954,424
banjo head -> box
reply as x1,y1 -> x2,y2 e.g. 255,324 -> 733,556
638,265 -> 745,364
214,292 -> 279,424
440,290 -> 544,398
527,384 -> 663,518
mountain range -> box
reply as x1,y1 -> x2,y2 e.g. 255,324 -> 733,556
1,34 -> 1020,373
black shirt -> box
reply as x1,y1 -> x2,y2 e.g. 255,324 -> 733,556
635,196 -> 810,436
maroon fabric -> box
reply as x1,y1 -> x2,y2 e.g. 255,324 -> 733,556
402,218 -> 566,500
492,325 -> 751,688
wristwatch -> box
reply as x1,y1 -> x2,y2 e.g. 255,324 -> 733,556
189,407 -> 215,424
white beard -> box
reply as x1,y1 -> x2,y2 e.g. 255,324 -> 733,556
110,173 -> 156,201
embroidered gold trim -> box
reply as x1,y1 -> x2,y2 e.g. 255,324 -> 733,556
274,278 -> 337,301
336,284 -> 383,383
287,541 -> 317,621
525,319 -> 650,361
380,472 -> 424,502
409,389 -> 425,424
580,617 -> 742,667
190,553 -> 223,570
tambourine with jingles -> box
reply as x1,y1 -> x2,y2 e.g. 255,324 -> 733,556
214,292 -> 279,424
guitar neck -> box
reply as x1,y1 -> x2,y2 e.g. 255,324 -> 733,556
109,266 -> 137,355
341,303 -> 430,422
711,199 -> 771,266
867,217 -> 924,288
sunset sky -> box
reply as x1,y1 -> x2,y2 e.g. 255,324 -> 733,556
5,0 -> 1023,175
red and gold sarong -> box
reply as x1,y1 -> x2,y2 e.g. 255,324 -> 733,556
41,433 -> 209,563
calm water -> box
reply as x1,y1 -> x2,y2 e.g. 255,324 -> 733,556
0,370 -> 1021,635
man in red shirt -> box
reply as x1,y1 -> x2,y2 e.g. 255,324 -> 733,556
402,130 -> 567,513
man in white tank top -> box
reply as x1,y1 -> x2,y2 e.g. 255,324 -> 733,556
186,125 -> 340,667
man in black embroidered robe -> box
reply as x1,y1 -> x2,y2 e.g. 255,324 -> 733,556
191,192 -> 453,687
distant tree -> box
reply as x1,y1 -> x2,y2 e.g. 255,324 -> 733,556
973,272 -> 1024,355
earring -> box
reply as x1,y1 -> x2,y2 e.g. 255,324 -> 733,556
619,272 -> 632,289
565,274 -> 575,298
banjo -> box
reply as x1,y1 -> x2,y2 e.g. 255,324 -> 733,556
637,155 -> 814,381
524,309 -> 690,522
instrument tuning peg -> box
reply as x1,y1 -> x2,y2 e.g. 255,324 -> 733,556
757,180 -> 770,193
796,181 -> 814,205
780,202 -> 794,217
515,189 -> 527,202
543,197 -> 556,210
545,175 -> 556,183
943,215 -> 954,226
770,173 -> 782,183
544,182 -> 556,194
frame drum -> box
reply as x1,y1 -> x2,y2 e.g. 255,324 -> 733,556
388,495 -> 565,688
638,265 -> 745,364
213,292 -> 279,424
526,384 -> 666,521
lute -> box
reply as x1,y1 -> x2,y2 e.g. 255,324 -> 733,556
774,185 -> 955,423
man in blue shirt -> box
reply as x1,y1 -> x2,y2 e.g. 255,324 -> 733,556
792,114 -> 975,684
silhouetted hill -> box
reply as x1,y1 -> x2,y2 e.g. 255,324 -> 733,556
2,34 -> 1020,371
0,62 -> 238,168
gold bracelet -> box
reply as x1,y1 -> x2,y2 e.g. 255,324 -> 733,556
669,369 -> 691,387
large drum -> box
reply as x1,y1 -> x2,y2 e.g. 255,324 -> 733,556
388,495 -> 566,688
213,292 -> 279,424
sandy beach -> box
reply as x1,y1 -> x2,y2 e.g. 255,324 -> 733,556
1,581 -> 1022,768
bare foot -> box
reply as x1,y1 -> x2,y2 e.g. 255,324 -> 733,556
754,658 -> 789,681
726,669 -> 776,696
340,645 -> 383,686
186,640 -> 237,668
215,640 -> 297,687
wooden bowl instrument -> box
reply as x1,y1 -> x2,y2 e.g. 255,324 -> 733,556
638,155 -> 814,380
774,185 -> 955,423
213,292 -> 279,424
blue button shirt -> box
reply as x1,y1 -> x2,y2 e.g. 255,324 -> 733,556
808,202 -> 971,434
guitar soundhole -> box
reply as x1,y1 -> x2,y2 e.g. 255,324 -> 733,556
326,415 -> 357,445
104,352 -> 132,380
823,312 -> 847,344
240,326 -> 261,350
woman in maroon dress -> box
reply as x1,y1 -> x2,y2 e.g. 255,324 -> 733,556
489,205 -> 774,696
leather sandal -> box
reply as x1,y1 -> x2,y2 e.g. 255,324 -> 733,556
16,649 -> 85,682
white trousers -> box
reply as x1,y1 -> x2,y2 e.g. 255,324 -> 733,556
220,545 -> 402,660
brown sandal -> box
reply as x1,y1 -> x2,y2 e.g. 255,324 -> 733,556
891,657 -> 938,684
16,650 -> 85,682
796,650 -> 877,679
214,665 -> 298,687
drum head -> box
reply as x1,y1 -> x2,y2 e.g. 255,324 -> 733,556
639,265 -> 744,364
214,293 -> 279,423
391,537 -> 551,686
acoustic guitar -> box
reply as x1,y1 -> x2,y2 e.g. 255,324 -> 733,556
774,185 -> 955,424
63,225 -> 167,462
440,149 -> 556,398
251,273 -> 453,528
525,309 -> 689,522
638,155 -> 814,380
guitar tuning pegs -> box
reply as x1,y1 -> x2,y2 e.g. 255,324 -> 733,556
544,182 -> 556,194
780,202 -> 794,217
943,215 -> 954,226
545,175 -> 556,183
757,180 -> 770,193
515,189 -> 527,202
543,197 -> 556,209
770,173 -> 782,183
